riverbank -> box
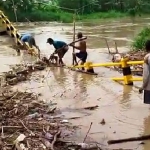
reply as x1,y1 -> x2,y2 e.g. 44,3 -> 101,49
1,10 -> 139,23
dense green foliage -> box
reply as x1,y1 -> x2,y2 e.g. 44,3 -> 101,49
0,0 -> 150,22
132,27 -> 150,51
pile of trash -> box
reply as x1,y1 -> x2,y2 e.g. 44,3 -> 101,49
2,58 -> 52,86
126,51 -> 146,76
0,88 -> 61,149
0,87 -> 101,150
111,51 -> 146,76
127,51 -> 146,76
128,51 -> 146,61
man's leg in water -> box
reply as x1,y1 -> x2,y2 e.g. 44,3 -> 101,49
80,61 -> 85,70
73,53 -> 78,65
57,52 -> 63,65
76,52 -> 87,70
58,49 -> 67,66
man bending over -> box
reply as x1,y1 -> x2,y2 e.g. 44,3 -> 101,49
47,38 -> 68,66
20,33 -> 39,49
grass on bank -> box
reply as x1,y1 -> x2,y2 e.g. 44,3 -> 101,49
80,10 -> 127,20
3,10 -> 129,23
132,27 -> 150,51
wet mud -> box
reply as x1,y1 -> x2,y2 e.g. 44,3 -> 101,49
1,17 -> 150,150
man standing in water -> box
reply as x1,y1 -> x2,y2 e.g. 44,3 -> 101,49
69,32 -> 87,69
47,38 -> 68,66
139,40 -> 150,104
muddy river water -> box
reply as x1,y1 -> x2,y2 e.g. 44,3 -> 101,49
1,17 -> 150,149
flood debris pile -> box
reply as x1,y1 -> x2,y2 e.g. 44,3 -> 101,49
128,51 -> 146,76
111,51 -> 146,76
128,51 -> 146,61
0,89 -> 61,150
2,59 -> 49,86
2,56 -> 59,86
0,88 -> 101,150
0,89 -> 65,150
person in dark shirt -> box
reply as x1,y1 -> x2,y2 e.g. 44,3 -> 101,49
47,38 -> 68,66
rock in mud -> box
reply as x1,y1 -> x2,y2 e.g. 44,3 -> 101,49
17,74 -> 27,82
34,65 -> 46,70
16,69 -> 29,76
100,119 -> 106,125
7,77 -> 18,85
5,72 -> 17,80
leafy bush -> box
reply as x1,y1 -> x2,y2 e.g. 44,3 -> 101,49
132,27 -> 150,51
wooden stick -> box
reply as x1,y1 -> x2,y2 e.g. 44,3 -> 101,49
19,120 -> 34,136
50,37 -> 87,57
83,122 -> 93,143
108,134 -> 150,145
114,41 -> 118,53
104,38 -> 111,54
51,131 -> 61,150
1,126 -> 4,138
0,126 -> 22,129
72,11 -> 76,65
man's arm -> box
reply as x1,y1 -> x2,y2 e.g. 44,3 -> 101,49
142,62 -> 149,89
70,42 -> 81,51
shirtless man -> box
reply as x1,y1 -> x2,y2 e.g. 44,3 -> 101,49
69,32 -> 87,68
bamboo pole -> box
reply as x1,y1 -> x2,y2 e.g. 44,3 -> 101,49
114,41 -> 118,53
104,38 -> 111,54
72,10 -> 76,65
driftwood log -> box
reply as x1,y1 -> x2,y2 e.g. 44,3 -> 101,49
108,134 -> 150,144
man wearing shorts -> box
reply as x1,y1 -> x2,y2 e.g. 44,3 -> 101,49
47,38 -> 68,66
70,32 -> 87,69
20,33 -> 38,49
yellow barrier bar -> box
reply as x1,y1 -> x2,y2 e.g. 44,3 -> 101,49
91,62 -> 121,67
72,60 -> 144,69
130,78 -> 143,81
112,77 -> 142,82
127,61 -> 144,65
111,77 -> 124,81
71,62 -> 121,68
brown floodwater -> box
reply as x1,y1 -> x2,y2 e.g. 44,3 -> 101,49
1,17 -> 150,149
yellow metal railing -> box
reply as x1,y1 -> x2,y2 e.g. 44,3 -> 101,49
0,10 -> 38,56
69,58 -> 144,85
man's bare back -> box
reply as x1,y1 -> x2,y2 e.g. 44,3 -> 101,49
70,32 -> 88,66
78,40 -> 86,52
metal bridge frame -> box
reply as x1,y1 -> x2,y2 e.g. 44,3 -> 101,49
0,10 -> 38,56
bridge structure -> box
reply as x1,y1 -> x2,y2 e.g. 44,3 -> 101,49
0,10 -> 39,56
